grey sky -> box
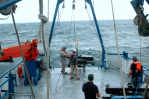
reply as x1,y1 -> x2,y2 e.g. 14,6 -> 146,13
0,0 -> 149,23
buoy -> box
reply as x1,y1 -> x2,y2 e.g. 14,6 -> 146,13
18,66 -> 23,78
77,41 -> 79,44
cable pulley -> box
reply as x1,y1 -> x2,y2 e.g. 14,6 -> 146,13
0,0 -> 17,15
72,0 -> 75,10
132,1 -> 149,36
85,2 -> 87,9
62,1 -> 65,8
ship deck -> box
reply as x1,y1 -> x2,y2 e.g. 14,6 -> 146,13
11,67 -> 131,99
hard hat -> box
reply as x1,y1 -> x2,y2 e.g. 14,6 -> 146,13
73,49 -> 76,52
62,47 -> 66,49
132,56 -> 137,60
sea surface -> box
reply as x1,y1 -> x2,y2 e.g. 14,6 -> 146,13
0,20 -> 149,75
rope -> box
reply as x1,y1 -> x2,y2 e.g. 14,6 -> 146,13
66,10 -> 73,50
73,5 -> 77,49
110,0 -> 126,99
38,14 -> 48,23
38,22 -> 42,42
38,14 -> 48,53
85,8 -> 106,68
79,69 -> 87,83
58,8 -> 60,25
57,7 -> 64,26
57,0 -> 65,26
51,73 -> 62,99
42,22 -> 46,53
94,57 -> 101,64
11,12 -> 35,99
86,8 -> 97,35
67,1 -> 77,51
85,5 -> 105,50
84,0 -> 97,34
55,5 -> 65,27
38,0 -> 48,53
51,4 -> 65,42
143,36 -> 149,42
47,0 -> 50,99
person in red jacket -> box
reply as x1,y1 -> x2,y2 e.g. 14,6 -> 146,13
60,47 -> 70,74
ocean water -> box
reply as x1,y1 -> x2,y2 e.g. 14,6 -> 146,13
0,20 -> 149,75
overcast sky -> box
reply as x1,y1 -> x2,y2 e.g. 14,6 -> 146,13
0,0 -> 149,24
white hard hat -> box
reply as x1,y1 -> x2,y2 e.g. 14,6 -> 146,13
73,49 -> 76,52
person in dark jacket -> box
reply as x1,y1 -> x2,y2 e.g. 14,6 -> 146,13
128,56 -> 144,86
82,74 -> 100,99
69,49 -> 79,80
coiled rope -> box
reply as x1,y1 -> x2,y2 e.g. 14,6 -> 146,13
38,0 -> 48,53
111,0 -> 126,99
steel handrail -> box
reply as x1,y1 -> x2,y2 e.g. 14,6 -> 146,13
0,60 -> 23,79
0,77 -> 10,88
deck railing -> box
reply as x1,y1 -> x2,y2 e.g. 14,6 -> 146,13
0,60 -> 23,99
106,51 -> 149,82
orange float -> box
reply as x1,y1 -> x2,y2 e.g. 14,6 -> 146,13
18,66 -> 23,78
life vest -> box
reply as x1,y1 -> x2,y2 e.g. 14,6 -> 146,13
70,54 -> 76,66
18,66 -> 23,78
70,53 -> 75,61
60,49 -> 66,54
133,62 -> 141,71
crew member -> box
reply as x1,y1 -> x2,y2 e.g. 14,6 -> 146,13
82,74 -> 100,99
128,56 -> 144,86
60,47 -> 70,74
69,49 -> 79,80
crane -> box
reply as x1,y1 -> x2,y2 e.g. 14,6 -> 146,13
131,0 -> 149,36
0,39 -> 39,62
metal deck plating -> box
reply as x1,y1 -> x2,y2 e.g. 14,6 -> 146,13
7,67 -> 130,99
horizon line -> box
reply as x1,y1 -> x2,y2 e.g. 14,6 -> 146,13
0,19 -> 135,24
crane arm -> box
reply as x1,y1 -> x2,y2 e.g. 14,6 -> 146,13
0,39 -> 39,62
